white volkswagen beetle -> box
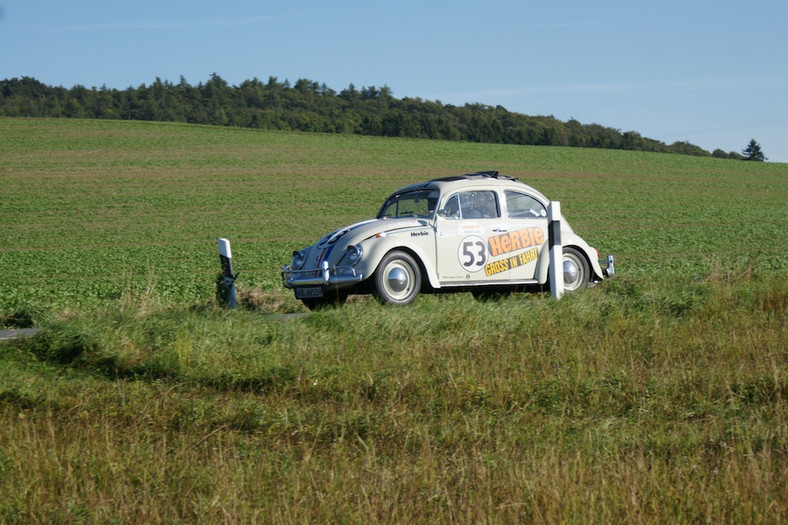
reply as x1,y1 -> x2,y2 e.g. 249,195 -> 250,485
282,171 -> 614,309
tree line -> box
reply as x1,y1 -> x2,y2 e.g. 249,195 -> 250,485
0,74 -> 749,159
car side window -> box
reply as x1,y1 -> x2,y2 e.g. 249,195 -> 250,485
440,194 -> 461,219
440,191 -> 499,220
505,191 -> 546,219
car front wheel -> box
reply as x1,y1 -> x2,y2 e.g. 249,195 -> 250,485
373,250 -> 421,305
562,247 -> 590,292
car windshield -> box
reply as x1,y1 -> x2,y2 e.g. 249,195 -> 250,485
377,189 -> 439,219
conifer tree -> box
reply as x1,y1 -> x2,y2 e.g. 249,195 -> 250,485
742,139 -> 767,161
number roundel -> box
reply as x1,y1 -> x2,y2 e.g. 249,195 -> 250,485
458,236 -> 487,273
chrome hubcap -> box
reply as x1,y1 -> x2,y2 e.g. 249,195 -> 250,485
382,259 -> 415,301
563,259 -> 579,286
387,267 -> 409,293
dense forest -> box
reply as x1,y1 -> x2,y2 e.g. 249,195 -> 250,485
0,75 -> 744,158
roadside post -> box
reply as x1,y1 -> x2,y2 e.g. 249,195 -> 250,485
217,238 -> 238,308
548,202 -> 564,299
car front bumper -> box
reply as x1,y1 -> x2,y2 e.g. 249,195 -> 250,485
282,260 -> 365,289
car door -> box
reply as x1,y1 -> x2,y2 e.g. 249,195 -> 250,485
499,190 -> 548,282
435,190 -> 509,284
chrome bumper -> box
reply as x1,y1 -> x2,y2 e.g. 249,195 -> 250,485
282,260 -> 364,289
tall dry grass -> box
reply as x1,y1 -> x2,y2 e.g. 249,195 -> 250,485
2,269 -> 785,522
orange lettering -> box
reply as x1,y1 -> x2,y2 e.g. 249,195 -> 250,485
519,228 -> 533,248
509,232 -> 522,251
500,235 -> 511,254
490,228 -> 546,257
488,235 -> 502,257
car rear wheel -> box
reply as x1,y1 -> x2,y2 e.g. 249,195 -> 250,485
562,247 -> 590,292
373,250 -> 421,305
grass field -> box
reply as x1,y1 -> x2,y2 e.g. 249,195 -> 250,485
3,117 -> 786,313
1,118 -> 787,522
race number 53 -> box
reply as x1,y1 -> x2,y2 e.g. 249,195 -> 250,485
458,236 -> 487,273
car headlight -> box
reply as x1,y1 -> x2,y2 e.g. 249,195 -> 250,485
291,250 -> 306,270
345,245 -> 363,266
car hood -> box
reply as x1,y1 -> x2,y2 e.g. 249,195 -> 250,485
296,217 -> 428,271
316,217 -> 428,248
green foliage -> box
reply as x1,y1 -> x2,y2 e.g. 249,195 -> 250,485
0,75 -> 716,157
0,304 -> 50,329
712,148 -> 745,160
742,138 -> 768,161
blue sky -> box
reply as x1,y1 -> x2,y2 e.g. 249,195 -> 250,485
3,1 -> 787,162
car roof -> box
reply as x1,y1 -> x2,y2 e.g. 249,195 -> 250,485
391,171 -> 549,202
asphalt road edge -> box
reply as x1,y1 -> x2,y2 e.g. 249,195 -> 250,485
0,328 -> 42,340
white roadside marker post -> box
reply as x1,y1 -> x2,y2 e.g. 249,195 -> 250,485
217,238 -> 238,308
548,201 -> 564,300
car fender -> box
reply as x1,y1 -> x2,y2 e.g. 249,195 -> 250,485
355,229 -> 441,289
534,231 -> 605,284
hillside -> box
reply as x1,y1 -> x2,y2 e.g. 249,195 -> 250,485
1,117 -> 785,314
1,75 -> 727,157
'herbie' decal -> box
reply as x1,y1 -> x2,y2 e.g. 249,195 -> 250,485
488,227 -> 545,257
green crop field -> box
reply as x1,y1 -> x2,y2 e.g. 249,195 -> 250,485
1,118 -> 787,522
3,117 -> 786,312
